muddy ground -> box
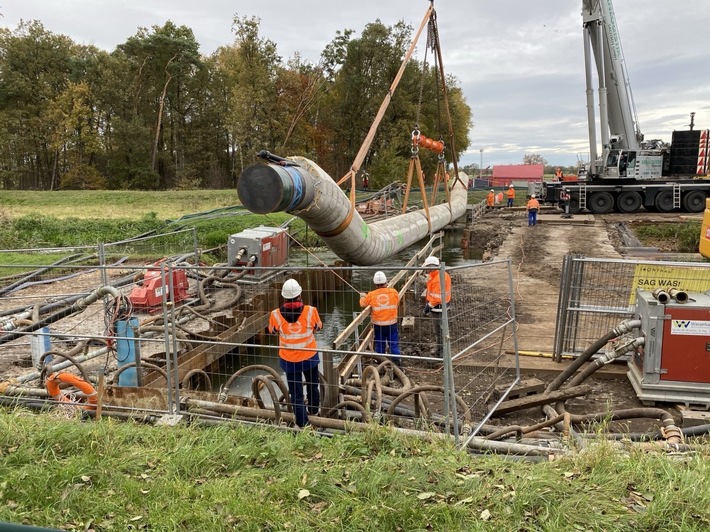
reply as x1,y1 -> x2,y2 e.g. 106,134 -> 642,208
0,207 -> 704,436
399,207 -> 705,434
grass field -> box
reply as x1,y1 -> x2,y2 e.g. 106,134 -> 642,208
0,190 -> 239,220
0,409 -> 709,531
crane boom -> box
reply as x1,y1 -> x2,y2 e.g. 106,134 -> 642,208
582,0 -> 643,175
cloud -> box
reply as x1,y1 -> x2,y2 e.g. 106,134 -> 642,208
3,0 -> 710,168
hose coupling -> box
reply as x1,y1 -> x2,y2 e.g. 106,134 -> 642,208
218,385 -> 228,404
613,336 -> 645,357
661,424 -> 684,444
614,319 -> 641,336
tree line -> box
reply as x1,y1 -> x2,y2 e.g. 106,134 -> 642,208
0,16 -> 472,191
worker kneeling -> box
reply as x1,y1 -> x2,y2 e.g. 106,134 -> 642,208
360,271 -> 401,367
269,279 -> 322,427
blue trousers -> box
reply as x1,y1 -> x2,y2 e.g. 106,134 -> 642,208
528,209 -> 538,226
507,198 -> 514,207
285,364 -> 320,427
374,324 -> 400,364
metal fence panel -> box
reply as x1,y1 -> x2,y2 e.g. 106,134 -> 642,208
554,255 -> 710,359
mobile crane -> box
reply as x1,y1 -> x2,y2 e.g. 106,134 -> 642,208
539,0 -> 710,215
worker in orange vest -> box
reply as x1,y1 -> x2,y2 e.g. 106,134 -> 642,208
360,271 -> 401,367
506,184 -> 515,207
555,167 -> 563,180
526,194 -> 541,226
486,189 -> 495,208
268,278 -> 322,427
421,255 -> 452,357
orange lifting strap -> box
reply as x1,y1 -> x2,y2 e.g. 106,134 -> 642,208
412,131 -> 445,154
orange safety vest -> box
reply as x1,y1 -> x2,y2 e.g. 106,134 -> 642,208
360,287 -> 399,326
486,192 -> 495,206
527,198 -> 540,210
269,305 -> 322,363
506,188 -> 515,199
426,270 -> 452,307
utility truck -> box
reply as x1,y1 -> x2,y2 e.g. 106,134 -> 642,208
538,0 -> 709,214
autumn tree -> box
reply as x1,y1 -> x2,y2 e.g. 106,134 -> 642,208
523,153 -> 547,166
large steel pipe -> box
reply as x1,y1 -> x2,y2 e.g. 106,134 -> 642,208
237,156 -> 468,265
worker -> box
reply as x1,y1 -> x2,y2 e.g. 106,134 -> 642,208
506,184 -> 515,207
486,189 -> 495,208
555,167 -> 563,181
526,193 -> 541,226
421,255 -> 452,357
362,173 -> 369,189
268,279 -> 322,428
559,188 -> 572,218
359,271 -> 401,367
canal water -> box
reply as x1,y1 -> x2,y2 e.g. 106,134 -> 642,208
217,228 -> 484,399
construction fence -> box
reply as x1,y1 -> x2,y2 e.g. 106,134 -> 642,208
0,242 -> 519,445
554,254 -> 710,360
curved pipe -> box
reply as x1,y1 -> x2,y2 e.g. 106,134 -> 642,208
237,156 -> 468,265
545,319 -> 641,393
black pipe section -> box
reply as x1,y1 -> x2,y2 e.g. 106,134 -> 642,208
237,162 -> 314,214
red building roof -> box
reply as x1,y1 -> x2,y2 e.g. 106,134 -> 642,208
492,164 -> 544,179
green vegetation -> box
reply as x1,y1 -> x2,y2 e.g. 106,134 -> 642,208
633,221 -> 701,253
0,18 -> 470,193
0,409 -> 708,531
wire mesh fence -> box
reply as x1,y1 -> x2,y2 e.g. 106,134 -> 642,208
0,247 -> 519,440
554,255 -> 710,360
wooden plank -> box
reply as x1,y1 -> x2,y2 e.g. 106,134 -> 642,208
456,354 -> 627,379
537,214 -> 595,224
144,312 -> 269,387
491,377 -> 545,402
490,384 -> 592,416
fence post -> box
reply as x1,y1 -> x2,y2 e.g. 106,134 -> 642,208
439,261 -> 459,444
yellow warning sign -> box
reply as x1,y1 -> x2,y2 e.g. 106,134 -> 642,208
629,264 -> 710,304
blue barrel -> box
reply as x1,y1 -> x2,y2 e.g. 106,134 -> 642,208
115,317 -> 140,387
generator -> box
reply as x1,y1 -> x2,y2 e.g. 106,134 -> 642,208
628,290 -> 710,407
227,226 -> 288,281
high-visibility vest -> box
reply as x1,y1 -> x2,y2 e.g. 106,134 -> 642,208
426,271 -> 452,307
527,198 -> 540,210
269,306 -> 322,362
486,193 -> 495,206
360,287 -> 399,326
506,188 -> 515,199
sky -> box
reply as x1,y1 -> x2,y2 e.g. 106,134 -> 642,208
3,0 -> 710,168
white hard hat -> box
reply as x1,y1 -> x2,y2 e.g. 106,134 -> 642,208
373,271 -> 387,285
490,189 -> 494,192
281,278 -> 302,299
423,256 -> 440,267
509,184 -> 514,188
531,194 -> 536,198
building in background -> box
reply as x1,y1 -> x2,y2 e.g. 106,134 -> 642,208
491,164 -> 544,187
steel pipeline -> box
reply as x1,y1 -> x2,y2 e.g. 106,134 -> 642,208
237,156 -> 468,265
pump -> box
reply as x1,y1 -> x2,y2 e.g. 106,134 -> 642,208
628,290 -> 710,407
227,226 -> 288,281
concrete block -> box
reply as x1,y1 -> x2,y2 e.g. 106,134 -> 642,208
401,316 -> 416,331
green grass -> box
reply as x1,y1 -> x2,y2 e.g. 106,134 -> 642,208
633,221 -> 702,253
0,190 -> 239,221
0,408 -> 709,531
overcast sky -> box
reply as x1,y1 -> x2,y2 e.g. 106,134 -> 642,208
3,1 -> 710,168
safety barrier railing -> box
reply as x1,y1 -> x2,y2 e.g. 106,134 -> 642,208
554,254 -> 710,360
0,252 -> 518,442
